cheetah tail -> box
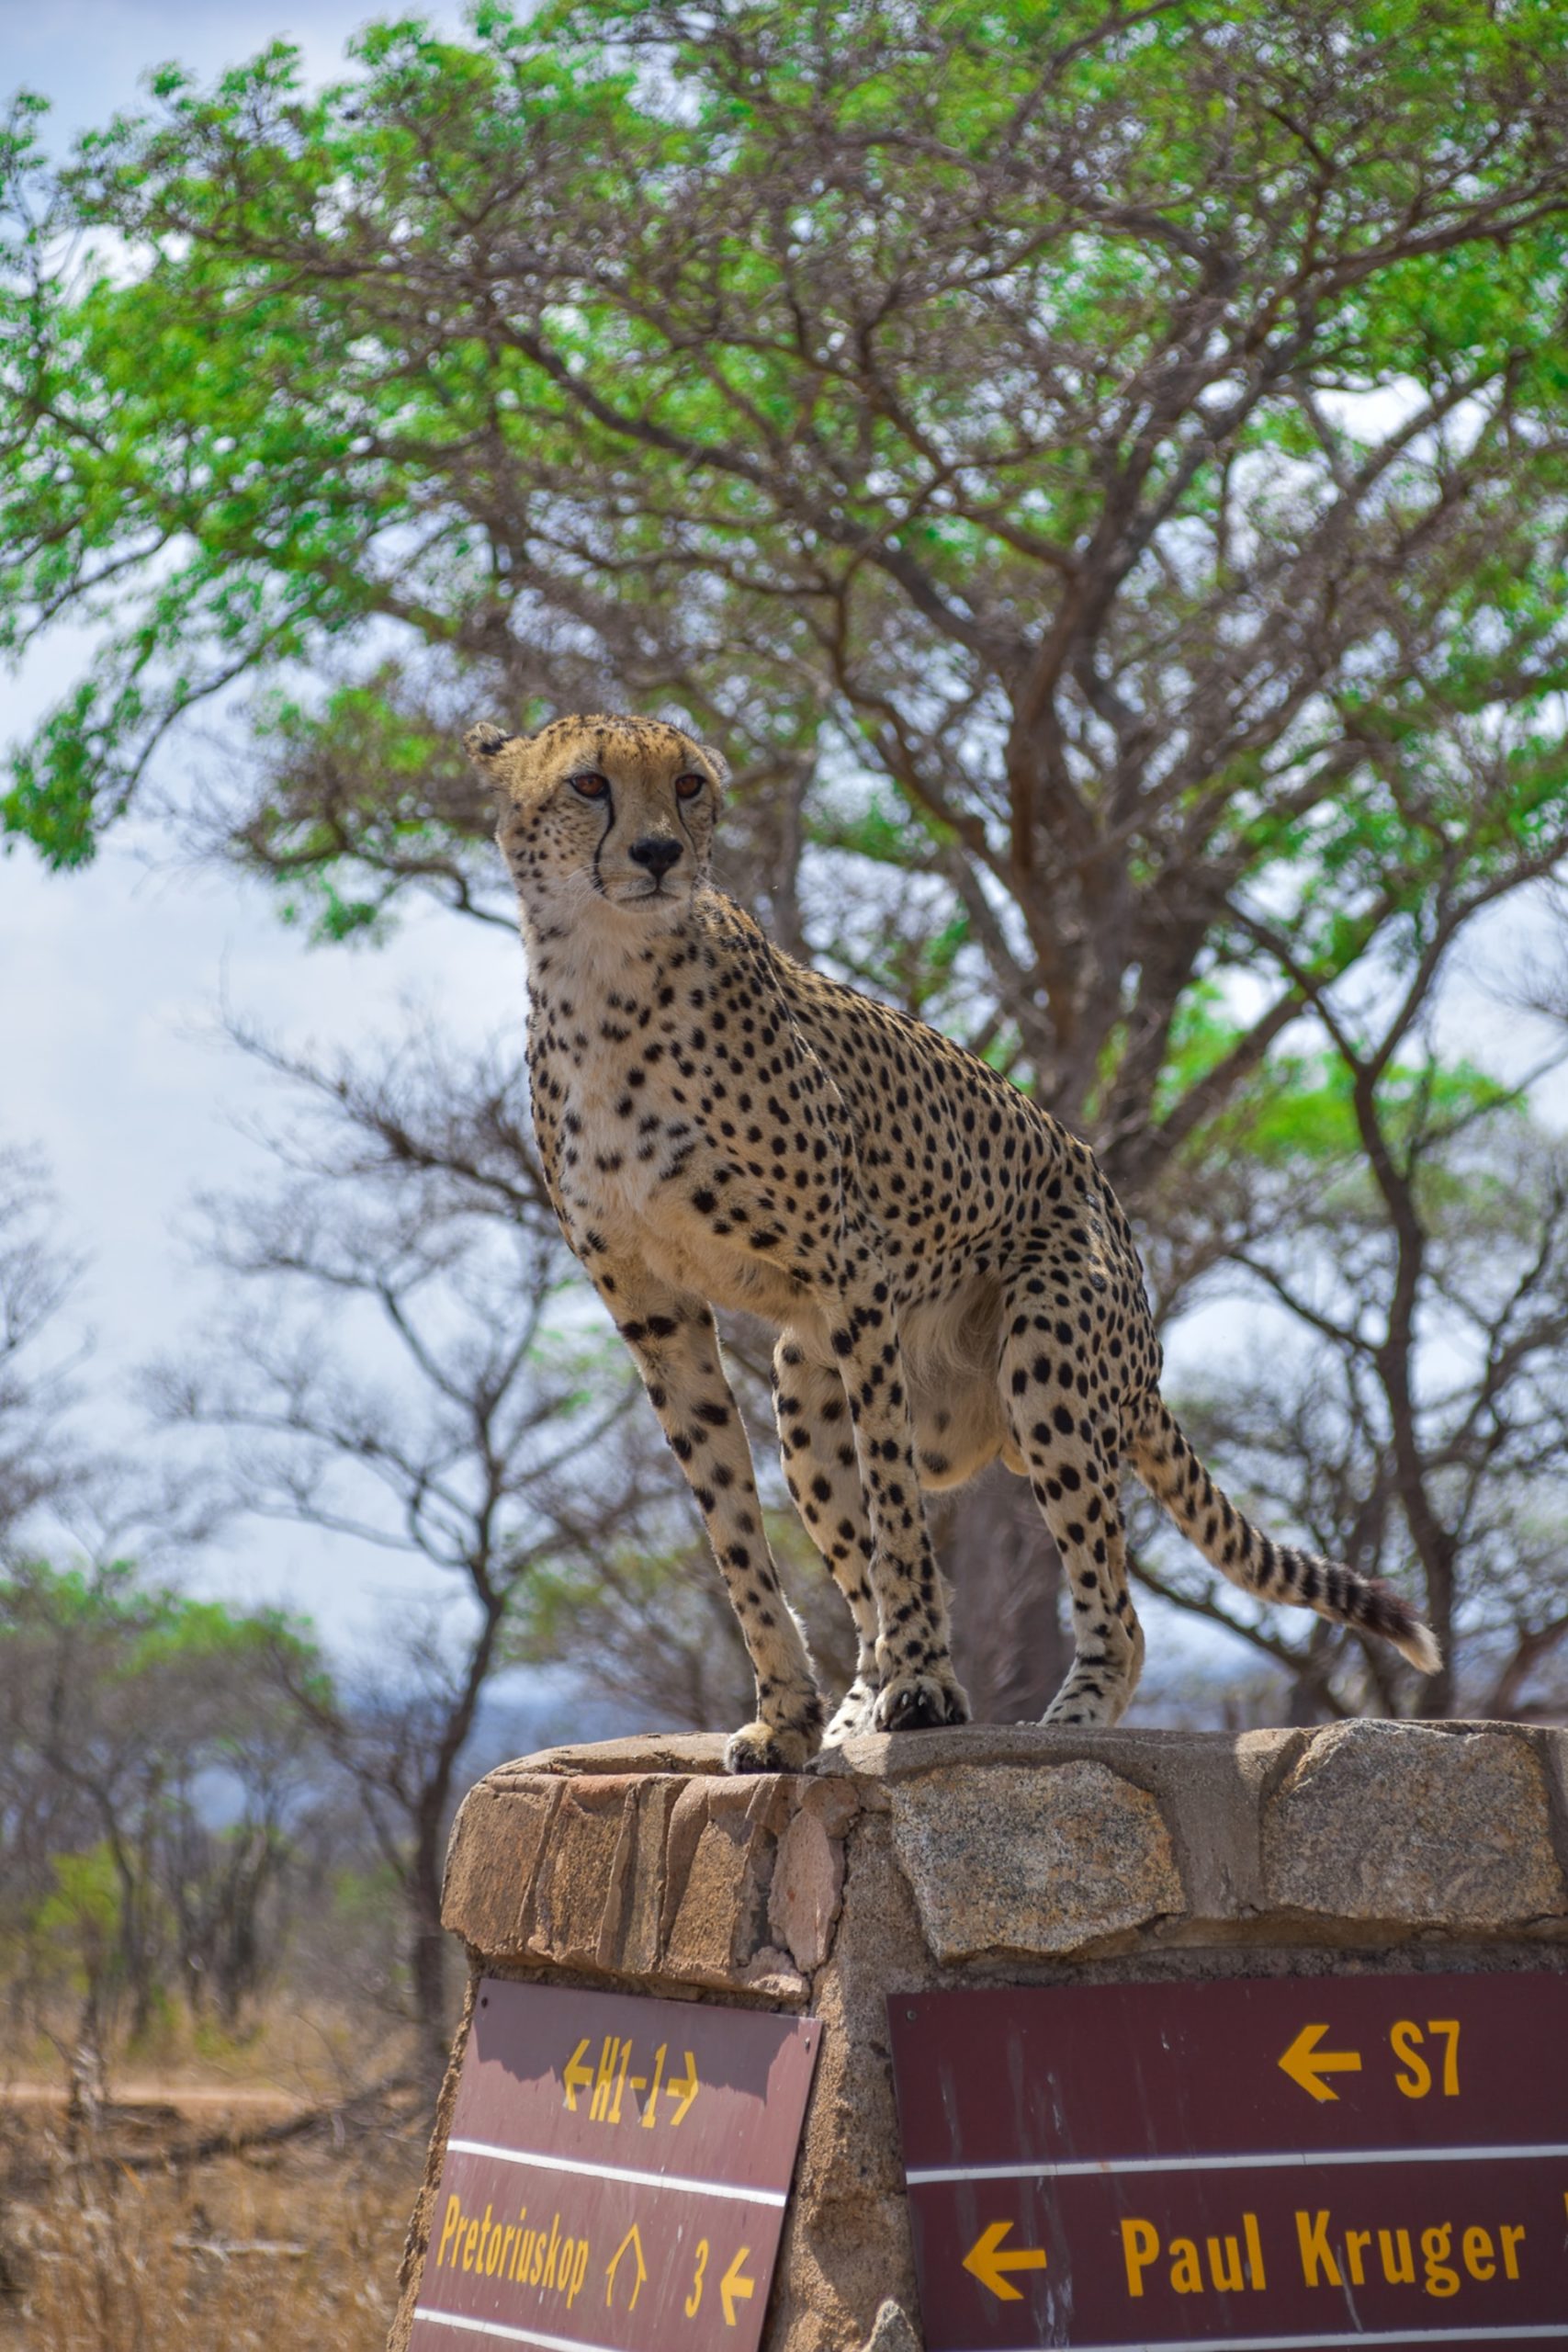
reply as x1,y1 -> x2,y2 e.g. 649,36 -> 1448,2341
1132,1400 -> 1441,1677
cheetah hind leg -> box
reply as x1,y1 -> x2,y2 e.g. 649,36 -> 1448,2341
1034,1468 -> 1145,1729
1039,1615 -> 1145,1728
1001,1338 -> 1144,1726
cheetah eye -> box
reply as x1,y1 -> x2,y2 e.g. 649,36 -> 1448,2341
570,772 -> 609,799
674,773 -> 705,800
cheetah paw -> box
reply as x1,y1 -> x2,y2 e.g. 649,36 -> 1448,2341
873,1669 -> 970,1734
1040,1690 -> 1124,1730
724,1718 -> 820,1774
823,1679 -> 879,1746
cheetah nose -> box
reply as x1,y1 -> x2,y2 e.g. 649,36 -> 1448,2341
629,836 -> 682,877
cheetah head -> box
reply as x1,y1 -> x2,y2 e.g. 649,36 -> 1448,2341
463,712 -> 725,932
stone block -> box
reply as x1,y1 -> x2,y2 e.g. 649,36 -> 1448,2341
527,1774 -> 639,1964
889,1760 -> 1183,1961
657,1775 -> 791,1984
1537,1727 -> 1568,1862
1263,1721 -> 1568,1928
616,1778 -> 681,1976
491,1731 -> 732,1782
770,1804 -> 846,1973
664,1815 -> 764,1982
442,1776 -> 560,1951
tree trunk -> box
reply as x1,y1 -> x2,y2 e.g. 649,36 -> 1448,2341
942,1466 -> 1072,1722
408,1825 -> 453,2098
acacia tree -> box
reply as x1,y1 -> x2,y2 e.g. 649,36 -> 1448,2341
7,4 -> 1568,1144
8,2 -> 1568,1714
0,1559 -> 322,2057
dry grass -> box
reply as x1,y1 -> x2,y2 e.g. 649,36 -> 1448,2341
0,2020 -> 429,2351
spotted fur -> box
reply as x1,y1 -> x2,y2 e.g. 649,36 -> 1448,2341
467,713 -> 1440,1770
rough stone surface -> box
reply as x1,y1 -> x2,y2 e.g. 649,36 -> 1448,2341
1264,1721 -> 1568,1928
527,1774 -> 638,1964
665,1816 -> 761,1980
393,1722 -> 1568,2352
656,1775 -> 785,1986
770,1804 -> 846,1973
442,1777 -> 559,1954
858,2302 -> 921,2352
616,1778 -> 680,1975
491,1731 -> 730,1782
890,1760 -> 1184,1961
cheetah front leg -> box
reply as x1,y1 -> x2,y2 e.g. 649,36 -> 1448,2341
594,1263 -> 824,1771
825,1238 -> 969,1736
773,1337 -> 882,1743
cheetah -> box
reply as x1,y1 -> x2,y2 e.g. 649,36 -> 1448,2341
466,712 -> 1440,1771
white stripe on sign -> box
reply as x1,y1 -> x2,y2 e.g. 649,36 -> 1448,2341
967,2329 -> 1568,2352
412,2309 -> 623,2352
446,2136 -> 788,2207
907,2137 -> 1568,2186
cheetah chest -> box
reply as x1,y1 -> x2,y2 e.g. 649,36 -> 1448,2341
540,1039 -> 827,1320
549,1044 -> 699,1232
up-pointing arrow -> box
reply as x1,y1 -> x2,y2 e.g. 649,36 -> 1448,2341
604,2222 -> 647,2312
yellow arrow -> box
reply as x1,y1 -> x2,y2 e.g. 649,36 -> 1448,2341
719,2245 -> 756,2326
1279,2022 -> 1364,2103
963,2221 -> 1048,2301
668,2049 -> 701,2125
563,2036 -> 594,2110
605,2223 -> 647,2312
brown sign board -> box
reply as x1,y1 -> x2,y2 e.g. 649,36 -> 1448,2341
410,1978 -> 818,2352
889,1971 -> 1568,2348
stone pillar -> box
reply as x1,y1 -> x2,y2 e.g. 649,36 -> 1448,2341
389,1721 -> 1568,2352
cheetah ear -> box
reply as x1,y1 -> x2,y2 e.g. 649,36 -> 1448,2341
461,719 -> 536,810
462,720 -> 524,769
692,741 -> 728,795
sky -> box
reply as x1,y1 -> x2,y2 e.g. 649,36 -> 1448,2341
4,0 -> 414,135
2,0 -> 503,1650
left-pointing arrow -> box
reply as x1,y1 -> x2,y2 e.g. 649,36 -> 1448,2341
963,2221 -> 1047,2301
563,2036 -> 594,2109
1278,2022 -> 1363,2104
719,2245 -> 756,2325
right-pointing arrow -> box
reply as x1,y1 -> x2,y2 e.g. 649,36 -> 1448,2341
667,2050 -> 701,2126
1279,2022 -> 1363,2103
